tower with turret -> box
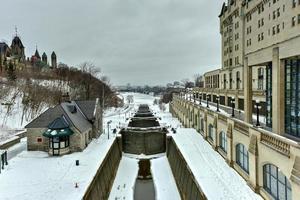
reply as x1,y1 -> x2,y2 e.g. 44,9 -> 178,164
42,52 -> 47,64
11,35 -> 25,62
51,51 -> 57,68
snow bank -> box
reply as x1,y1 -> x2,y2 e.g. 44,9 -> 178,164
151,156 -> 181,200
172,128 -> 262,200
108,156 -> 139,200
0,135 -> 115,200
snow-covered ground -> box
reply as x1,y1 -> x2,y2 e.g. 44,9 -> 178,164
151,156 -> 181,200
0,92 -> 262,200
0,93 -> 136,200
0,134 -> 115,200
108,156 -> 139,200
173,128 -> 262,200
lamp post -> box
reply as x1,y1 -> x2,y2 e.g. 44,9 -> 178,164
193,93 -> 196,103
216,95 -> 220,112
107,120 -> 112,139
231,97 -> 235,117
254,100 -> 262,126
206,95 -> 209,108
199,93 -> 202,105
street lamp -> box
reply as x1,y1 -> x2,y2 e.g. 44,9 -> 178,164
254,100 -> 262,127
206,95 -> 210,108
231,97 -> 235,117
193,93 -> 196,103
107,120 -> 112,139
216,95 -> 220,112
199,93 -> 202,105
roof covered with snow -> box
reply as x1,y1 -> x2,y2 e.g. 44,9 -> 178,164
25,100 -> 96,133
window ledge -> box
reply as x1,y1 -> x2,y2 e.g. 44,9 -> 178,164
217,147 -> 227,159
207,137 -> 214,146
233,162 -> 249,180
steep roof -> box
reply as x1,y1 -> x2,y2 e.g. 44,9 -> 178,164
51,51 -> 56,58
0,42 -> 9,54
11,36 -> 24,48
42,52 -> 47,59
219,2 -> 227,18
48,115 -> 70,129
60,102 -> 92,133
75,100 -> 97,121
25,100 -> 96,133
34,49 -> 41,59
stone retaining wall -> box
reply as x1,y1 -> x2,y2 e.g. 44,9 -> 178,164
83,138 -> 122,200
167,137 -> 207,200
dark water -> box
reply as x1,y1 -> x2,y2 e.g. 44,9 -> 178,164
134,179 -> 155,200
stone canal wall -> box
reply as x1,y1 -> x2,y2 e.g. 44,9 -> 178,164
83,138 -> 122,200
167,137 -> 207,200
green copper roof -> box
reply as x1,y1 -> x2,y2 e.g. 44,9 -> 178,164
43,116 -> 74,138
43,127 -> 74,138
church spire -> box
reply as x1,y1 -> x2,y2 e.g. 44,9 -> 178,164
34,45 -> 41,59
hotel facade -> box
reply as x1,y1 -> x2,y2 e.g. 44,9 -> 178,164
170,0 -> 300,199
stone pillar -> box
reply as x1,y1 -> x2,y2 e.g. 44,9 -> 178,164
272,47 -> 285,134
225,93 -> 228,106
235,94 -> 239,110
244,57 -> 253,123
213,117 -> 218,150
248,133 -> 259,192
291,156 -> 300,200
226,123 -> 233,166
204,113 -> 208,139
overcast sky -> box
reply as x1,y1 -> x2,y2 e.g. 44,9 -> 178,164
0,0 -> 223,86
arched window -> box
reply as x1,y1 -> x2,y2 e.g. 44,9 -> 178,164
236,143 -> 249,173
208,124 -> 214,141
263,164 -> 292,200
200,118 -> 204,132
219,131 -> 227,153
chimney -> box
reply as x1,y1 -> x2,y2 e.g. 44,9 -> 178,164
61,92 -> 71,103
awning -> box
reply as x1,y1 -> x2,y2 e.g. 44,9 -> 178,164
43,127 -> 74,138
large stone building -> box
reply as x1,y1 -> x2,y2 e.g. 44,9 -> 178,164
0,31 -> 58,71
172,0 -> 300,199
25,99 -> 102,156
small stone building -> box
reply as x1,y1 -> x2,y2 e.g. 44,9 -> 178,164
25,99 -> 102,156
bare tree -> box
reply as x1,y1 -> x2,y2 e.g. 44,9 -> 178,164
193,73 -> 203,87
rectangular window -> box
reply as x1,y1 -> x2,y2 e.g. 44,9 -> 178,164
285,58 -> 300,137
292,16 -> 296,26
293,0 -> 296,8
266,63 -> 273,128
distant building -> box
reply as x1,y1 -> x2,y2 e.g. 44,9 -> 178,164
0,42 -> 11,72
51,51 -> 57,68
25,99 -> 102,156
10,35 -> 25,62
0,30 -> 58,71
42,52 -> 47,64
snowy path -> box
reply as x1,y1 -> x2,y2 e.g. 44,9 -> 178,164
108,156 -> 139,200
172,128 -> 262,200
151,156 -> 181,200
7,137 -> 27,160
